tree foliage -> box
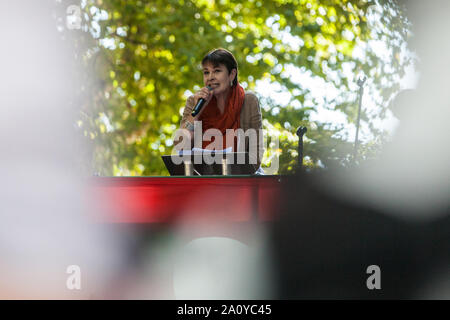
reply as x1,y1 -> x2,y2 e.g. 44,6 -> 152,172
58,0 -> 411,176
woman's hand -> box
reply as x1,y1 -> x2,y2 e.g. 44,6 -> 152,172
192,86 -> 213,119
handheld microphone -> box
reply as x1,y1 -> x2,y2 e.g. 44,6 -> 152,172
191,86 -> 212,117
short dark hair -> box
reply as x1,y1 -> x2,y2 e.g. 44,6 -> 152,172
201,48 -> 238,86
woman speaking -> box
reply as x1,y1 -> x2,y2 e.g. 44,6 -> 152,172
178,48 -> 264,170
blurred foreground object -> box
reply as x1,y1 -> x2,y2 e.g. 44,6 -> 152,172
0,1 -> 127,299
271,0 -> 450,299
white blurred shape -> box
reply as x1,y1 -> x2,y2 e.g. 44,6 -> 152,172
321,1 -> 450,220
173,236 -> 272,299
0,1 -> 126,298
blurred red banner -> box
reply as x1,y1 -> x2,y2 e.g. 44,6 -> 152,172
87,176 -> 282,224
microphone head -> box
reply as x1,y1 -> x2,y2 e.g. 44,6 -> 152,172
296,126 -> 307,137
207,85 -> 213,91
357,76 -> 366,87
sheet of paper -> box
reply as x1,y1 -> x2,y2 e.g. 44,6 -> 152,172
178,147 -> 232,155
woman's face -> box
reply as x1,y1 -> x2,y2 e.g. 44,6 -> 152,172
202,62 -> 236,95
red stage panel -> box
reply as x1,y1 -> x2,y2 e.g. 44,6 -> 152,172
87,176 -> 282,223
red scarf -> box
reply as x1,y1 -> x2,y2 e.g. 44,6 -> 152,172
199,83 -> 245,150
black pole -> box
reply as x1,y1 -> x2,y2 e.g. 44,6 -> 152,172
353,76 -> 366,165
296,126 -> 307,170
